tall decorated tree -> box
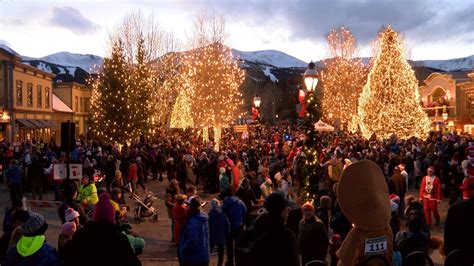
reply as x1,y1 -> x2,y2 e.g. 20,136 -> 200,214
128,35 -> 156,137
321,26 -> 367,125
169,86 -> 194,129
358,26 -> 431,139
184,12 -> 245,148
90,40 -> 133,143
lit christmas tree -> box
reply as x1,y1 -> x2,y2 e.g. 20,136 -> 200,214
129,35 -> 156,137
321,26 -> 367,125
170,87 -> 194,129
182,13 -> 245,148
358,26 -> 431,140
90,39 -> 133,144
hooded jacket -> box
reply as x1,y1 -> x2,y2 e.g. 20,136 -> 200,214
179,211 -> 210,264
222,196 -> 247,230
5,235 -> 61,266
208,208 -> 230,246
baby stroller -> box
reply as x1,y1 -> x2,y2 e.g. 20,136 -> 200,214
128,188 -> 158,223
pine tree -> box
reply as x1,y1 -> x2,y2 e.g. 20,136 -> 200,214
90,39 -> 133,144
322,26 -> 367,125
358,26 -> 431,139
129,35 -> 155,137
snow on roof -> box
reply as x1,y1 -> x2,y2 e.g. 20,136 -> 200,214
0,44 -> 19,56
53,94 -> 73,113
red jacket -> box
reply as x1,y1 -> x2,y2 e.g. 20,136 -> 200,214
172,204 -> 187,244
128,163 -> 138,182
419,175 -> 442,201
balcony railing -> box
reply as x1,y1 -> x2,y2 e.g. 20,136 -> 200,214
422,105 -> 455,118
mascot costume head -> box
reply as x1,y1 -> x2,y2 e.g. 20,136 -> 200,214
336,160 -> 393,265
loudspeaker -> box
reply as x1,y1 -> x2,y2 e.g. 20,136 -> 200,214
61,122 -> 76,151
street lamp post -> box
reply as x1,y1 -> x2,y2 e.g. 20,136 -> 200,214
253,94 -> 261,123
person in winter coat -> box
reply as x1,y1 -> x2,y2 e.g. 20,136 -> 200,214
172,194 -> 187,245
395,215 -> 429,259
5,210 -> 61,266
315,196 -> 331,230
62,193 -> 141,266
222,187 -> 247,266
27,156 -> 46,200
298,202 -> 328,265
444,177 -> 474,259
235,179 -> 259,227
208,199 -> 230,266
165,179 -> 180,242
77,175 -> 98,207
219,167 -> 230,200
249,192 -> 300,266
5,159 -> 23,202
390,167 -> 407,216
179,197 -> 210,266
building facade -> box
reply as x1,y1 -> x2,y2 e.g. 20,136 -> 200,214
419,71 -> 474,133
53,82 -> 91,137
1,47 -> 56,142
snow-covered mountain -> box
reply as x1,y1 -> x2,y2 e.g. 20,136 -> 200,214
413,55 -> 474,72
23,52 -> 103,74
233,49 -> 307,68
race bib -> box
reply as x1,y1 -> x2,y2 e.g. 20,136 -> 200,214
364,236 -> 388,255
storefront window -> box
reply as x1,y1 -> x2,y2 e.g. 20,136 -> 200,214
27,83 -> 33,106
16,80 -> 23,105
37,85 -> 42,107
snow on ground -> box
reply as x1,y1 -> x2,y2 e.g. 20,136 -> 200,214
263,66 -> 279,82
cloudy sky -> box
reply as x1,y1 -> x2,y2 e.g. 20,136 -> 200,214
0,0 -> 473,62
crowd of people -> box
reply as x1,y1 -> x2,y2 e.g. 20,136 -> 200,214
0,126 -> 473,265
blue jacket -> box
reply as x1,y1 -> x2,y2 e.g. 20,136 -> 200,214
5,241 -> 61,266
5,166 -> 22,185
179,211 -> 210,264
208,208 -> 230,246
222,196 -> 247,230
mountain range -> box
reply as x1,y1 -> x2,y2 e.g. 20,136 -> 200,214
1,43 -> 472,85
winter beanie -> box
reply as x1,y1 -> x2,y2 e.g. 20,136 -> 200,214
65,207 -> 80,222
93,193 -> 116,224
22,211 -> 48,237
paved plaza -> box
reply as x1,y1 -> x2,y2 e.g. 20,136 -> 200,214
0,179 -> 446,265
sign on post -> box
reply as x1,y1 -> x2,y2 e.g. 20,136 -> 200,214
69,164 -> 83,179
233,125 -> 249,133
53,164 -> 82,180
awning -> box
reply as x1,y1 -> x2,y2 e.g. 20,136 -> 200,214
53,94 -> 73,113
17,119 -> 37,128
29,120 -> 45,128
35,119 -> 57,128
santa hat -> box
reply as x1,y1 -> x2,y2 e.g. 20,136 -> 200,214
65,207 -> 80,222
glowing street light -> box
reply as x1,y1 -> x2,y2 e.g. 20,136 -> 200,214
303,61 -> 319,93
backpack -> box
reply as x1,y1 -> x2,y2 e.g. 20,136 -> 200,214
235,225 -> 268,266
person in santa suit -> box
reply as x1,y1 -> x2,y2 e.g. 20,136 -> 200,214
419,166 -> 442,227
